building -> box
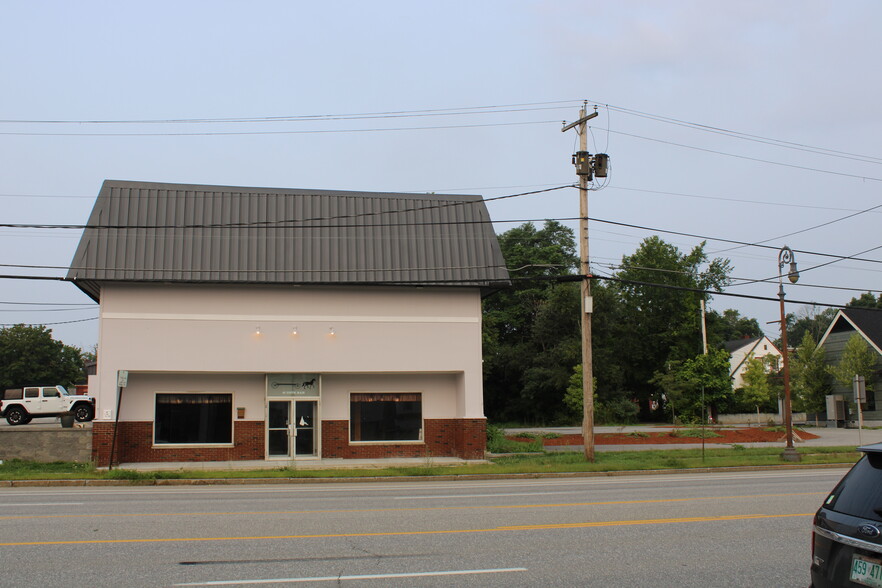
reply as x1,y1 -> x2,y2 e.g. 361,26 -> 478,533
723,336 -> 783,390
818,307 -> 882,419
66,180 -> 509,465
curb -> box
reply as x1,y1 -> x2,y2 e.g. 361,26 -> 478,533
0,462 -> 854,488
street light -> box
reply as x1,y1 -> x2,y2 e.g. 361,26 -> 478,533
778,245 -> 801,462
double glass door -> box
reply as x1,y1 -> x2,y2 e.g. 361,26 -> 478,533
267,400 -> 317,458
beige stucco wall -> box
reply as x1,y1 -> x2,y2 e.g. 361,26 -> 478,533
93,283 -> 484,421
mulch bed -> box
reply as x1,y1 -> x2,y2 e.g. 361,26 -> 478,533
509,427 -> 820,446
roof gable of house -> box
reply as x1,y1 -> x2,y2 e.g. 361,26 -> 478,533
723,337 -> 761,354
66,180 -> 511,300
724,335 -> 781,377
819,308 -> 882,356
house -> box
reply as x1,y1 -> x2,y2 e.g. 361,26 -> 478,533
723,336 -> 782,390
66,180 -> 509,465
818,308 -> 882,418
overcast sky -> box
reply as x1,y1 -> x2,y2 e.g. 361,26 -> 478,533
1,0 -> 880,351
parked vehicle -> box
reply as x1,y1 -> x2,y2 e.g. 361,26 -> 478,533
0,386 -> 95,425
812,442 -> 882,587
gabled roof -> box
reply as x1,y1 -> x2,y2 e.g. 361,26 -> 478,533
66,180 -> 510,300
723,335 -> 781,377
723,337 -> 761,354
819,308 -> 882,355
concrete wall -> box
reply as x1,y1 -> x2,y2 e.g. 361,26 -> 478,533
0,427 -> 92,462
717,412 -> 807,425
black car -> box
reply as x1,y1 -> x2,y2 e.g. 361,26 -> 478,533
812,442 -> 882,587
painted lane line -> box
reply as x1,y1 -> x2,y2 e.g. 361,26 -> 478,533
174,568 -> 529,586
0,512 -> 815,547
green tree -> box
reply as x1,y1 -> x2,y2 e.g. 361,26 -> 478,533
830,334 -> 878,398
651,349 -> 732,422
787,305 -> 837,349
740,356 -> 776,415
482,221 -> 580,423
706,308 -> 762,348
791,332 -> 831,415
611,236 -> 732,417
0,324 -> 87,390
847,292 -> 882,309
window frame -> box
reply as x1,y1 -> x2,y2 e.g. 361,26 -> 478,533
152,391 -> 234,447
348,392 -> 424,444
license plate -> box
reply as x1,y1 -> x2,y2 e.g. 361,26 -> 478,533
852,554 -> 882,588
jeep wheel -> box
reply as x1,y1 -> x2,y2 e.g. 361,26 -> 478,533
5,406 -> 27,425
73,404 -> 94,422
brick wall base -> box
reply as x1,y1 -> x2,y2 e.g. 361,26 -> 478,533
92,421 -> 264,467
92,418 -> 486,465
321,418 -> 486,460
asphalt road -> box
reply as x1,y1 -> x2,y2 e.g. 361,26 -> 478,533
0,469 -> 846,587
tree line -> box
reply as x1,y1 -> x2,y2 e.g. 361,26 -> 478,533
0,324 -> 93,391
482,220 -> 877,426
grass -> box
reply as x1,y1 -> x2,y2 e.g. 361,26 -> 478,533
0,446 -> 863,482
671,428 -> 723,439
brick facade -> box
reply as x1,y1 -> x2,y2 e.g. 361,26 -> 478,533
321,418 -> 486,460
92,421 -> 265,466
93,418 -> 486,465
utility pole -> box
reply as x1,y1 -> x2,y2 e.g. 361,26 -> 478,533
562,102 -> 608,462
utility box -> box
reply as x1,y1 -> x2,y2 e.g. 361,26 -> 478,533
826,394 -> 848,428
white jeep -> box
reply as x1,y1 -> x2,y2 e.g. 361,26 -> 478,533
0,386 -> 95,425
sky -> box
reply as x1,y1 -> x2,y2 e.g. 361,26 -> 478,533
1,0 -> 880,351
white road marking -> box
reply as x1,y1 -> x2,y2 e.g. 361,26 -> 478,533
0,503 -> 84,507
174,567 -> 528,585
395,491 -> 581,500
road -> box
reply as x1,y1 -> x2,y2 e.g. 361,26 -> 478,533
0,469 -> 844,587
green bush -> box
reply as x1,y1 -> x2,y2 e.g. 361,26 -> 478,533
486,424 -> 543,453
671,428 -> 723,439
596,397 -> 640,425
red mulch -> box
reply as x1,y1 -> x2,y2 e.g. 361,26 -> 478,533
509,427 -> 820,446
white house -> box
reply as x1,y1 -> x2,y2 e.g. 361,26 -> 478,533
66,180 -> 509,465
724,336 -> 783,390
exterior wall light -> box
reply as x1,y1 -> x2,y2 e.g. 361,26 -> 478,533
255,326 -> 261,335
329,327 -> 335,336
292,326 -> 298,335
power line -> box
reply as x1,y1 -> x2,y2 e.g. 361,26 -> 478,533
0,316 -> 98,327
599,102 -> 882,165
604,127 -> 882,184
0,100 -> 581,125
710,200 -> 882,255
0,119 -> 561,137
610,185 -> 882,215
0,301 -> 94,306
0,185 -> 576,230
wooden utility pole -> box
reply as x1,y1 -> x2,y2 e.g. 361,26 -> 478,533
562,102 -> 598,461
578,107 -> 595,462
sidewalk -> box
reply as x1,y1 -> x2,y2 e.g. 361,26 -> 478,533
114,457 -> 484,472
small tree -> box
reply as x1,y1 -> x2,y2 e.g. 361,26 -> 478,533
791,332 -> 831,421
680,348 -> 734,423
740,356 -> 776,424
653,349 -> 732,423
830,334 -> 878,409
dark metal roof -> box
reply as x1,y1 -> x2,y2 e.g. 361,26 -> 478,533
66,180 -> 510,300
830,308 -> 882,351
